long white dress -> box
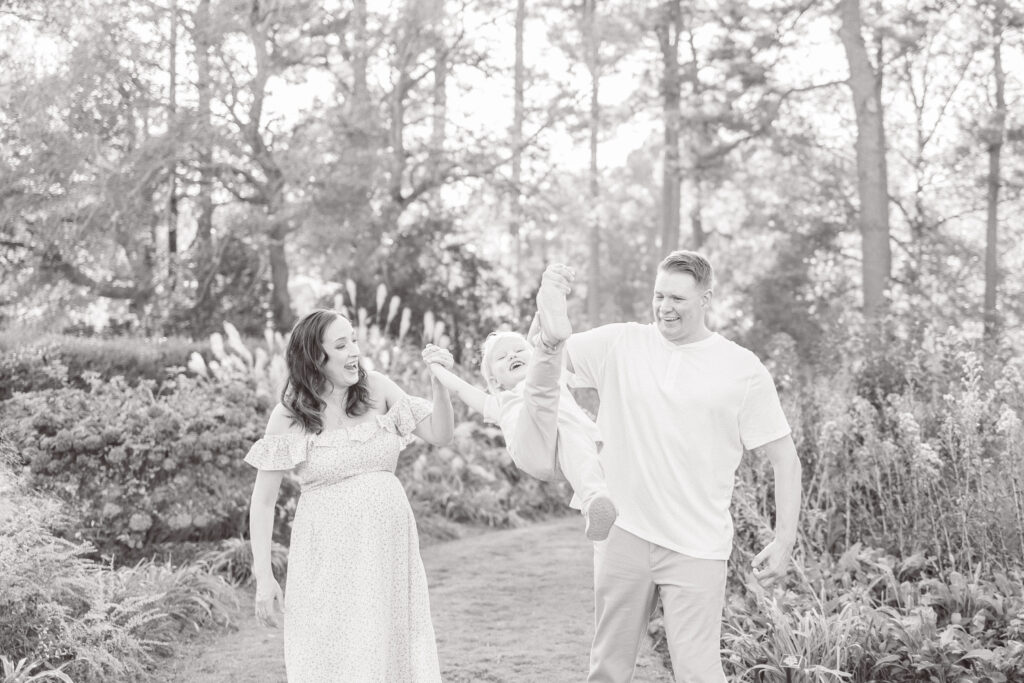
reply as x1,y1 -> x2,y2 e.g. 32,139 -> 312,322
244,395 -> 441,683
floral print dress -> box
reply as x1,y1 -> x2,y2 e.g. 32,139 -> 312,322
244,395 -> 441,683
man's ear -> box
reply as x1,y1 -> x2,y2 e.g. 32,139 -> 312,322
702,289 -> 713,308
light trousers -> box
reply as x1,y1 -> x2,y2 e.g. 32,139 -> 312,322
504,339 -> 607,508
589,526 -> 728,683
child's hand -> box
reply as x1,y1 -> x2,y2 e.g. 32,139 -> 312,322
422,343 -> 454,370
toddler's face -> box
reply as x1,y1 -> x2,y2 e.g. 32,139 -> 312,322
488,336 -> 533,391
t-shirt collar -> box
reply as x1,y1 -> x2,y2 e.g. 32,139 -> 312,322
649,323 -> 719,350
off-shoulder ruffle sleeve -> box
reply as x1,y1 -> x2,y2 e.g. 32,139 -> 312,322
380,394 -> 433,446
244,433 -> 308,470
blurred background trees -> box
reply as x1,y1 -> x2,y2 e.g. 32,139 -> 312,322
2,0 -> 1021,361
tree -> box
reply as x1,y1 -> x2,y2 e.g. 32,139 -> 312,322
511,0 -> 526,300
983,0 -> 1007,340
584,0 -> 601,323
655,0 -> 682,253
0,2 -> 177,324
838,0 -> 892,316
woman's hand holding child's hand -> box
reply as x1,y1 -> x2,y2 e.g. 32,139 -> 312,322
422,344 -> 454,374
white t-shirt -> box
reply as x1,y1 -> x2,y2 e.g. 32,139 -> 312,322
566,323 -> 791,559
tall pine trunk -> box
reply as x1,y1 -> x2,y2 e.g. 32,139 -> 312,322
656,0 -> 681,254
166,0 -> 178,281
838,0 -> 891,316
511,0 -> 526,301
195,0 -> 214,248
430,40 -> 446,216
584,0 -> 601,323
984,0 -> 1006,341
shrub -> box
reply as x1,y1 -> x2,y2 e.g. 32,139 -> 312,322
714,547 -> 1024,682
0,448 -> 236,683
0,343 -> 68,401
3,375 -> 269,554
0,330 -> 208,395
732,324 -> 1024,574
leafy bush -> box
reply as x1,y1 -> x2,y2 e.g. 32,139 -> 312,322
0,330 -> 208,396
3,317 -> 570,558
735,325 -> 1024,573
3,375 -> 269,554
0,343 -> 68,401
716,547 -> 1024,682
0,444 -> 236,682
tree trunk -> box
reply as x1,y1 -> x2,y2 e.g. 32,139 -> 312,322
167,0 -> 178,281
511,0 -> 526,301
984,0 -> 1006,341
691,176 -> 705,248
656,0 -> 681,254
194,0 -> 214,250
341,0 -> 376,278
246,1 -> 293,330
430,40 -> 447,210
584,0 -> 601,323
268,221 -> 294,331
838,0 -> 891,316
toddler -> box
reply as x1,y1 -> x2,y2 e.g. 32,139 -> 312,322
425,264 -> 617,540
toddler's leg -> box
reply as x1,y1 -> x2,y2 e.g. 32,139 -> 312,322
507,337 -> 564,481
536,265 -> 573,346
556,434 -> 616,541
505,271 -> 573,480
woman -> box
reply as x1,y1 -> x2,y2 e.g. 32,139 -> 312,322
245,309 -> 454,682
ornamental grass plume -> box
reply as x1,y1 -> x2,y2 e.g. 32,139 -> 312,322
386,295 -> 402,330
375,283 -> 387,320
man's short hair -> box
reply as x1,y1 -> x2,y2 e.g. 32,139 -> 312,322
658,250 -> 714,290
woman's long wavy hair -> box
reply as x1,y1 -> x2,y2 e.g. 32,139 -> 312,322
281,309 -> 374,434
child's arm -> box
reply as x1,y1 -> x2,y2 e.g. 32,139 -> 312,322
427,363 -> 490,416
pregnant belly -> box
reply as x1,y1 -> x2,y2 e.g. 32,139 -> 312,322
290,472 -> 414,547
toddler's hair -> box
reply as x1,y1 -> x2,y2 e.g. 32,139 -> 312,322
479,330 -> 530,393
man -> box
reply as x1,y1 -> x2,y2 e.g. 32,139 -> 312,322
558,250 -> 802,683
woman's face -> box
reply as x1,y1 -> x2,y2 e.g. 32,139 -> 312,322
321,316 -> 361,389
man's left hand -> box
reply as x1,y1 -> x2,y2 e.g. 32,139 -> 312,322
751,537 -> 793,588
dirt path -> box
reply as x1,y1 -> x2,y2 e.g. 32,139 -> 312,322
162,517 -> 673,682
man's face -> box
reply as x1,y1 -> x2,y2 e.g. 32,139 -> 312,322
488,335 -> 533,391
652,270 -> 710,344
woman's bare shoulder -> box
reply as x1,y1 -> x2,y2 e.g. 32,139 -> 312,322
366,370 -> 405,407
265,403 -> 305,436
